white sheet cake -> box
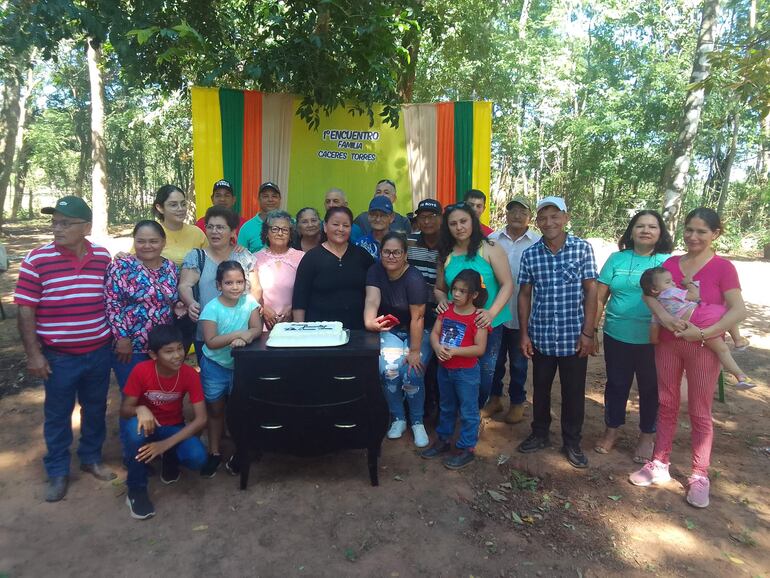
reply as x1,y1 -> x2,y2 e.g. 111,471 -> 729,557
266,321 -> 349,347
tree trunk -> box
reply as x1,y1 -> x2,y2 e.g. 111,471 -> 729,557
87,38 -> 108,237
11,137 -> 31,219
716,112 -> 738,215
518,0 -> 531,40
0,77 -> 21,229
9,64 -> 35,219
661,0 -> 719,233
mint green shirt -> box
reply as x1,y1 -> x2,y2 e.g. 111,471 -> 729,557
237,215 -> 265,253
598,250 -> 670,344
200,294 -> 260,368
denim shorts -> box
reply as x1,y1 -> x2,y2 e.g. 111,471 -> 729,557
199,354 -> 234,402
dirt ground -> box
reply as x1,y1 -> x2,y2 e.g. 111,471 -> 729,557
0,221 -> 768,577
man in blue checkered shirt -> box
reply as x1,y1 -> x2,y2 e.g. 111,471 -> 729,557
516,196 -> 598,468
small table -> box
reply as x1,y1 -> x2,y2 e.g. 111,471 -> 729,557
228,330 -> 388,489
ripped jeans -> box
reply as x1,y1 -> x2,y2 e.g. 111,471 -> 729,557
379,329 -> 432,425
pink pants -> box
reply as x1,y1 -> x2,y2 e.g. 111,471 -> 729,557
652,339 -> 721,477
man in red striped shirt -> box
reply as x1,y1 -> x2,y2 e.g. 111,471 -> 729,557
15,196 -> 116,502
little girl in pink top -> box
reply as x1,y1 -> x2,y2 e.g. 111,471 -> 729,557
640,266 -> 753,389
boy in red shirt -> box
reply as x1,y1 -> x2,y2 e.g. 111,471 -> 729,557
121,325 -> 207,519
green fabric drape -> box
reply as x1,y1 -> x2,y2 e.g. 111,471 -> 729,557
219,89 -> 245,216
453,101 -> 474,202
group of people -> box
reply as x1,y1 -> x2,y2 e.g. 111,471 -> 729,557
15,176 -> 751,520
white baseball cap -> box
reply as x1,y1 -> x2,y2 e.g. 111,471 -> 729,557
536,196 -> 567,212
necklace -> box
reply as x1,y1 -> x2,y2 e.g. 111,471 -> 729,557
155,365 -> 180,393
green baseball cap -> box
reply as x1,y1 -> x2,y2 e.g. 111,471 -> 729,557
41,196 -> 93,222
505,196 -> 532,211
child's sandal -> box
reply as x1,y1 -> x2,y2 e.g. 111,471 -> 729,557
735,377 -> 756,390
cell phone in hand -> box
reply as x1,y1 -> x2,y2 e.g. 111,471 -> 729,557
381,314 -> 399,327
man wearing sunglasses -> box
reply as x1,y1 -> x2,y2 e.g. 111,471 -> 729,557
353,179 -> 411,235
15,196 -> 116,502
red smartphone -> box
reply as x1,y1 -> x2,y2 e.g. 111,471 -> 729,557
381,314 -> 400,327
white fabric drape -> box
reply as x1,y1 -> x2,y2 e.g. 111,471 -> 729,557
402,104 -> 438,208
261,93 -> 295,209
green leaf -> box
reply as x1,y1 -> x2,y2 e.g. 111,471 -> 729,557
608,495 -> 622,502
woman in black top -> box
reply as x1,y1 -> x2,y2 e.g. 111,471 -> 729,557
292,207 -> 374,329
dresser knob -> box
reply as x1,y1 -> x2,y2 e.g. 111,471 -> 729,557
333,375 -> 356,381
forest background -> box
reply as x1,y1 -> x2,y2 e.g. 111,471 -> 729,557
0,0 -> 768,254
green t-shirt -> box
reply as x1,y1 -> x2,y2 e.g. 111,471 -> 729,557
237,215 -> 264,253
598,250 -> 670,344
200,294 -> 260,368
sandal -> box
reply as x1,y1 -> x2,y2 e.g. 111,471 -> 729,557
733,337 -> 750,352
735,375 -> 756,390
594,427 -> 620,454
633,432 -> 655,464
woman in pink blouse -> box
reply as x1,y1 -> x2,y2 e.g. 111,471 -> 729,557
630,208 -> 747,509
253,210 -> 305,330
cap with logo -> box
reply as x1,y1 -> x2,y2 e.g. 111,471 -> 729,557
368,196 -> 393,214
213,179 -> 234,193
415,199 -> 442,215
505,196 -> 532,211
259,181 -> 281,195
536,196 -> 567,213
41,196 -> 93,222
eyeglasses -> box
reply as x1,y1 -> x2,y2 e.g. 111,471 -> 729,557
205,224 -> 230,232
417,213 -> 439,220
269,226 -> 291,235
381,249 -> 405,258
51,219 -> 88,230
368,212 -> 391,220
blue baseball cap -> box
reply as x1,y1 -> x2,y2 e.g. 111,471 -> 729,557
368,196 -> 393,214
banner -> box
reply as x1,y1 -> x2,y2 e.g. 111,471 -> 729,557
191,87 -> 492,223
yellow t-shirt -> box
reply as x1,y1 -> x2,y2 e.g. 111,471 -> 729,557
161,223 -> 207,266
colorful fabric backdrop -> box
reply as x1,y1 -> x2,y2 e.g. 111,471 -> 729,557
191,87 -> 492,222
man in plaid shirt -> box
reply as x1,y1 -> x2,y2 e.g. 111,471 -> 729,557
516,197 -> 598,468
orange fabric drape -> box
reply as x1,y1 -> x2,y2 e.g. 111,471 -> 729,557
241,90 -> 262,219
436,102 -> 456,209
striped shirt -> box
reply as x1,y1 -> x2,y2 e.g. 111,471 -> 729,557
407,233 -> 440,326
14,241 -> 113,354
518,234 -> 597,357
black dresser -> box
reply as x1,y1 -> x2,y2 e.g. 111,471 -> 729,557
228,330 -> 388,489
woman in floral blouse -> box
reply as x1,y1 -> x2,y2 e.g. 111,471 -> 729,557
105,220 -> 181,390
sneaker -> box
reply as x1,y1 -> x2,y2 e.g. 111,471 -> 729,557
225,454 -> 240,476
628,459 -> 671,487
503,403 -> 526,424
160,452 -> 180,485
412,424 -> 429,448
126,489 -> 155,520
561,445 -> 589,469
517,433 -> 550,454
387,419 -> 407,439
443,449 -> 475,470
80,462 -> 117,481
686,475 -> 710,508
200,453 -> 222,478
421,439 -> 452,459
45,476 -> 69,503
480,396 -> 504,418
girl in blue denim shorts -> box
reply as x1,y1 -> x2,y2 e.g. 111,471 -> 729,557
423,269 -> 488,470
198,261 -> 262,477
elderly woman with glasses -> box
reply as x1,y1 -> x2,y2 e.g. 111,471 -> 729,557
254,210 -> 305,329
364,232 -> 431,447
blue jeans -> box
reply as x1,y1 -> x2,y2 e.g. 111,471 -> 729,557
491,327 -> 529,405
436,365 -> 481,449
111,350 -> 150,465
42,344 -> 112,477
379,329 -> 432,424
123,417 -> 207,490
478,326 -> 503,407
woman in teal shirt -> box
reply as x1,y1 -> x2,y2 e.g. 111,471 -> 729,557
435,203 -> 514,408
593,210 -> 672,461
